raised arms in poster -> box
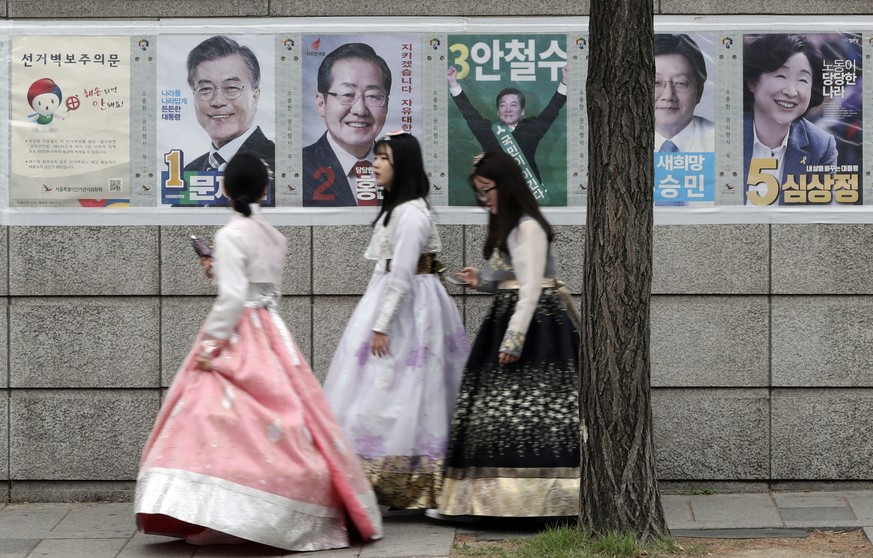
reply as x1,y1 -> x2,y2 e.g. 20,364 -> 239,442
447,64 -> 567,203
303,43 -> 391,207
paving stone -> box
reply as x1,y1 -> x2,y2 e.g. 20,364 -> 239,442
688,494 -> 783,529
662,495 -> 694,529
280,544 -> 360,557
51,503 -> 133,533
359,516 -> 455,558
26,538 -> 128,558
0,504 -> 70,537
780,507 -> 855,522
0,539 -> 39,557
846,492 -> 873,521
116,532 -> 194,557
190,542 -> 286,556
773,493 -> 848,508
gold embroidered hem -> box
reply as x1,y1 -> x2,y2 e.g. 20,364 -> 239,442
361,455 -> 445,509
436,470 -> 580,517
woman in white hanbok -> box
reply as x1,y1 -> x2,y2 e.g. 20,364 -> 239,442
324,133 -> 470,511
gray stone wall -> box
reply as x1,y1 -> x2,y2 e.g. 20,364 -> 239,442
3,0 -> 873,501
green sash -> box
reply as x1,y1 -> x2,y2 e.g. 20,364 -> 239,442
491,122 -> 551,203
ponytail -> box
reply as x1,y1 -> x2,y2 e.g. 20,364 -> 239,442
232,196 -> 252,217
223,152 -> 269,217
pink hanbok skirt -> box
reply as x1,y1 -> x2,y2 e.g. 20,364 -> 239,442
135,303 -> 382,551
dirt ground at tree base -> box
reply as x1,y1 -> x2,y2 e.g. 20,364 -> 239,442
451,529 -> 873,558
675,530 -> 873,558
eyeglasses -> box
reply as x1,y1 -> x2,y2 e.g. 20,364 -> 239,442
326,91 -> 388,108
193,84 -> 248,100
654,79 -> 692,93
475,186 -> 497,201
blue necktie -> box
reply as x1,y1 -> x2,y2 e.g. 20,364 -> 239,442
660,140 -> 680,153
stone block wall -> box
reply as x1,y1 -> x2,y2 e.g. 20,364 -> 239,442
1,0 -> 873,501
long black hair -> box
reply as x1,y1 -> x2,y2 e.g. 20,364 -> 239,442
223,152 -> 269,217
372,132 -> 430,227
470,151 -> 553,259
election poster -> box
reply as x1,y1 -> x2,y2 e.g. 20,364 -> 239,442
742,32 -> 862,206
10,35 -> 131,207
446,33 -> 569,207
157,34 -> 276,207
653,32 -> 717,206
299,34 -> 422,208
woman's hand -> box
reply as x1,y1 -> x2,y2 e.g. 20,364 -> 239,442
457,267 -> 479,289
200,256 -> 214,279
371,332 -> 390,357
195,355 -> 214,371
498,352 -> 519,365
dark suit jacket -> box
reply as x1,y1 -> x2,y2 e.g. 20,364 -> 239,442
451,89 -> 566,181
302,132 -> 358,207
184,126 -> 275,173
743,113 -> 837,204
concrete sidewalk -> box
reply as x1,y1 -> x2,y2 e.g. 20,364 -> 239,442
2,490 -> 873,557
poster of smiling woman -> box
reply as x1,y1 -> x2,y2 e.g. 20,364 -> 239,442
446,34 -> 569,207
10,35 -> 131,207
299,34 -> 421,208
742,32 -> 862,207
157,34 -> 275,207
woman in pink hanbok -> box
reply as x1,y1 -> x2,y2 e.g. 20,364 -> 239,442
135,153 -> 382,551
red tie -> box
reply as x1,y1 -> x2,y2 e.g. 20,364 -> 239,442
353,160 -> 378,206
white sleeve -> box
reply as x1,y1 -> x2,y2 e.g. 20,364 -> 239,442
372,205 -> 430,333
201,227 -> 248,340
500,219 -> 547,356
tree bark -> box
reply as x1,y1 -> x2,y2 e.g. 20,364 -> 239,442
579,0 -> 668,541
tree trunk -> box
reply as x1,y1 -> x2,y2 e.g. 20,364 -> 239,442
579,0 -> 668,541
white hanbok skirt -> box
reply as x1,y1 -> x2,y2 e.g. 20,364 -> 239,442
324,270 -> 470,509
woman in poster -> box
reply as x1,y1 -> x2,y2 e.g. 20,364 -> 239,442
323,132 -> 469,513
430,151 -> 580,520
743,33 -> 838,205
135,153 -> 382,551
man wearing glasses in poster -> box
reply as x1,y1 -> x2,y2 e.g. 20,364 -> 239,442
184,35 -> 275,175
303,43 -> 392,207
654,33 -> 714,154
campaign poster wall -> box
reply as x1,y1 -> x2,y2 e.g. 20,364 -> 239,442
446,34 -> 569,207
300,34 -> 421,208
653,32 -> 717,206
157,34 -> 276,207
742,32 -> 862,206
10,36 -> 131,207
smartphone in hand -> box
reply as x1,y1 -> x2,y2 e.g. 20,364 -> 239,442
191,235 -> 213,258
445,274 -> 469,286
